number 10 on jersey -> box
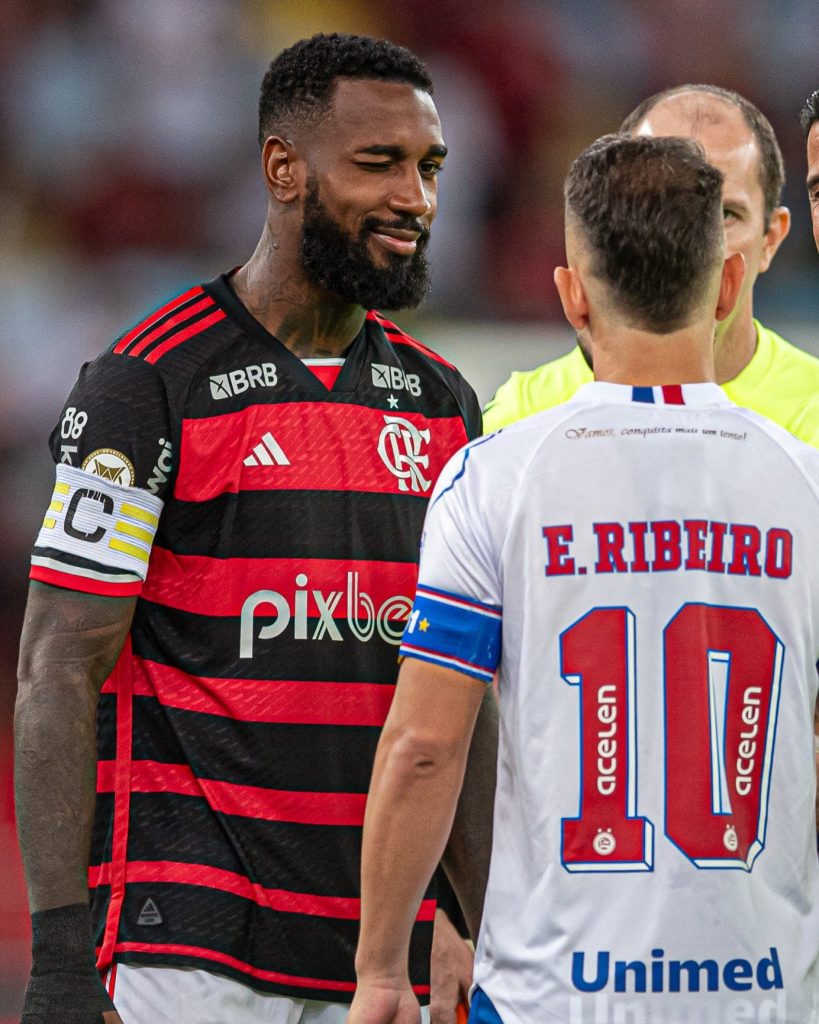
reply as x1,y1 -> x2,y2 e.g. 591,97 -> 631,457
560,605 -> 783,873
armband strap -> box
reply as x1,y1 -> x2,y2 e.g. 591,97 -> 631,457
22,903 -> 115,1023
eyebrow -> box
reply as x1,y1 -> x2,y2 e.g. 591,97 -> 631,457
356,144 -> 448,158
806,172 -> 819,194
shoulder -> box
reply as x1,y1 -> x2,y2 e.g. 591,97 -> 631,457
367,311 -> 458,372
482,346 -> 591,432
732,404 -> 819,504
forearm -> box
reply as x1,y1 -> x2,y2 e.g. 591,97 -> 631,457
356,726 -> 471,981
15,584 -> 135,911
442,685 -> 499,940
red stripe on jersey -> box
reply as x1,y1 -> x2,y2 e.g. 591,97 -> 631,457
367,310 -> 456,369
30,564 -> 143,597
88,859 -> 436,922
126,296 -> 215,358
96,760 -> 368,825
113,286 -> 205,354
141,550 -> 416,619
102,942 -> 430,995
305,363 -> 344,389
144,308 -> 227,364
661,385 -> 685,405
175,403 -> 469,502
124,658 -> 396,726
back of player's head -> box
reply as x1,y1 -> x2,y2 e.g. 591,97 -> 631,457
565,134 -> 724,334
620,84 -> 784,227
801,90 -> 819,135
258,33 -> 433,147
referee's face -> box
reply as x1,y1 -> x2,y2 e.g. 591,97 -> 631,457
808,121 -> 819,254
631,94 -> 785,333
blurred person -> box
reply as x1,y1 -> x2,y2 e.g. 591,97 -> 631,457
14,33 -> 482,1024
348,134 -> 819,1024
803,89 -> 819,253
483,85 -> 819,445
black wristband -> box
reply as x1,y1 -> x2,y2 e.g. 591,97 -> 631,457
23,903 -> 115,1023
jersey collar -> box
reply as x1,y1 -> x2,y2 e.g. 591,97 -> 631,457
575,381 -> 733,407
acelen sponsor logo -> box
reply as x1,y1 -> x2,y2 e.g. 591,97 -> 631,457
240,571 -> 412,657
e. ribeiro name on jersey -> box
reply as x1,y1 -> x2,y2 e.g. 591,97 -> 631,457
400,382 -> 819,1024
30,273 -> 481,1002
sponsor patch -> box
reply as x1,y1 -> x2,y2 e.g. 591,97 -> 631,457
82,448 -> 135,487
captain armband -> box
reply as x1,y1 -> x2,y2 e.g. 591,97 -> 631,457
30,463 -> 164,596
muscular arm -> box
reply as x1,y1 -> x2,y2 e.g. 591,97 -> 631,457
15,582 -> 136,911
442,685 -> 499,941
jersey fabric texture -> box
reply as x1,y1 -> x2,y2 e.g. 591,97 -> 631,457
402,382 -> 819,1024
482,321 -> 819,447
30,273 -> 481,1002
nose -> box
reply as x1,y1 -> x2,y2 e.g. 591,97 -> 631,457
388,167 -> 433,219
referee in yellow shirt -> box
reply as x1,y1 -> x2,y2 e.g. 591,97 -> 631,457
484,85 -> 819,447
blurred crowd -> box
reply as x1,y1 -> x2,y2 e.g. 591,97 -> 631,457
2,0 -> 819,1015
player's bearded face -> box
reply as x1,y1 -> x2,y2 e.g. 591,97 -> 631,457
300,175 -> 431,310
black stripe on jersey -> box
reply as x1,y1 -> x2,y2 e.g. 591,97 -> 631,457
113,883 -> 433,1002
131,606 -> 404,683
128,697 -> 382,792
90,792 -> 115,864
118,797 -> 365,896
32,546 -> 141,580
157,490 -> 427,560
114,290 -> 208,357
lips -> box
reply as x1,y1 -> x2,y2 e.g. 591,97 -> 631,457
370,229 -> 420,256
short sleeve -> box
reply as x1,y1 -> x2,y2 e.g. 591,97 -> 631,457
30,352 -> 171,596
399,440 -> 502,683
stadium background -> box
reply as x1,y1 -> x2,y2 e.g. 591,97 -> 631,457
1,0 -> 818,1017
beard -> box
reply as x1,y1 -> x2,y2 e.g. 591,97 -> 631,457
299,176 -> 431,311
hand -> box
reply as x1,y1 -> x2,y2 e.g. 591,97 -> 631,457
430,908 -> 474,1024
347,977 -> 422,1024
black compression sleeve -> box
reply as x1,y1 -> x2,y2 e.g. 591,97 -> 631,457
22,903 -> 116,1023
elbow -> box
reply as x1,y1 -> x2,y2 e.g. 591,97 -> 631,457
382,724 -> 461,780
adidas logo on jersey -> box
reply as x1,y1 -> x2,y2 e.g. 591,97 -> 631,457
210,363 -> 278,400
243,432 -> 290,467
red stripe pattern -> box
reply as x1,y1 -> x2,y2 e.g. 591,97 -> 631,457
30,564 -> 142,597
104,657 -> 396,727
367,311 -> 456,370
175,403 -> 469,502
96,760 -> 368,826
661,384 -> 685,405
89,859 -> 435,923
112,287 -> 226,364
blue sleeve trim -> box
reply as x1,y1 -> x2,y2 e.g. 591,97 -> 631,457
399,586 -> 501,684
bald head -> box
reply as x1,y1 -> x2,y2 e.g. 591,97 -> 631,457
621,86 -> 784,227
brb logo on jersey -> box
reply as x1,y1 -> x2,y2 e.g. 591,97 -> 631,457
239,572 -> 412,658
377,415 -> 431,493
371,363 -> 421,396
210,363 -> 278,400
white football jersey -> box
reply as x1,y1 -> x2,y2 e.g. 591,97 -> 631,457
401,383 -> 819,1024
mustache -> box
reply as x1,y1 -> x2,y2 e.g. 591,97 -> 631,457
363,217 -> 431,245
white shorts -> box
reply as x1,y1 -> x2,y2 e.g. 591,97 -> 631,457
106,962 -> 431,1024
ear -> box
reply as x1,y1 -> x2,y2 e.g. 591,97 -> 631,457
554,266 -> 589,332
758,205 -> 790,273
261,136 -> 301,204
715,251 -> 745,323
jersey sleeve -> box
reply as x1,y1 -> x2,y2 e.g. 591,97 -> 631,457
30,352 -> 171,597
400,440 -> 502,683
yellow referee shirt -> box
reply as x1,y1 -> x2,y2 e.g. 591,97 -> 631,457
483,321 -> 819,448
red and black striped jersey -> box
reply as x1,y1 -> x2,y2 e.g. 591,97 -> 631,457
30,272 -> 482,1001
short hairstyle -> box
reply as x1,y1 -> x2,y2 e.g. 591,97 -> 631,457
620,84 -> 784,228
565,134 -> 725,334
258,33 -> 433,147
801,90 -> 819,135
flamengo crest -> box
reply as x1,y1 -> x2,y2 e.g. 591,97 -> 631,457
377,415 -> 431,493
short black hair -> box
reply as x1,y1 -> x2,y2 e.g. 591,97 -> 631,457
565,134 -> 725,334
801,90 -> 819,135
620,84 -> 784,228
258,33 -> 433,147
